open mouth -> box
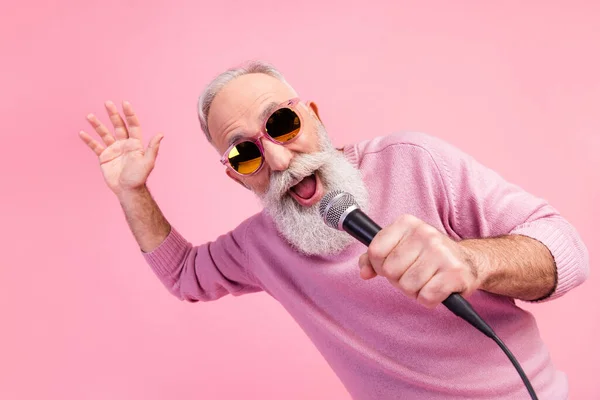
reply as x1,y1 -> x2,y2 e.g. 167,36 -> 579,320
287,172 -> 324,207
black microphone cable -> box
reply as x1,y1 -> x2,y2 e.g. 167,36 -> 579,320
319,190 -> 538,400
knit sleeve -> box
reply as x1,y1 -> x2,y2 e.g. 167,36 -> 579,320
141,218 -> 263,302
419,133 -> 589,302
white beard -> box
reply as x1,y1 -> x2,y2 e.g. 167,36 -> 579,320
258,125 -> 369,256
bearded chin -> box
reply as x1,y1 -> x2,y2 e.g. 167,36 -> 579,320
258,126 -> 369,256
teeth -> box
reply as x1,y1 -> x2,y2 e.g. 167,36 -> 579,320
288,173 -> 312,191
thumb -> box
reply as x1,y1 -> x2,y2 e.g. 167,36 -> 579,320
145,134 -> 164,163
358,253 -> 377,280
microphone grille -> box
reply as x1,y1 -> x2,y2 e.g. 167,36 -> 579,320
319,190 -> 358,229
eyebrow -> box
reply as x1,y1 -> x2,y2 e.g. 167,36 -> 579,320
258,101 -> 280,124
226,101 -> 280,147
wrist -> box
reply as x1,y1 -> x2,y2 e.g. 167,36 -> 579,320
116,185 -> 149,203
459,239 -> 493,291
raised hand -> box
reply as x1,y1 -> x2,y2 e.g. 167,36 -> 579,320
79,101 -> 164,196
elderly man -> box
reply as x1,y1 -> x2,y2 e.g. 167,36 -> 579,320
79,61 -> 588,399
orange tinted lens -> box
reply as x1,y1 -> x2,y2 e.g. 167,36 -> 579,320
228,141 -> 262,174
265,108 -> 301,142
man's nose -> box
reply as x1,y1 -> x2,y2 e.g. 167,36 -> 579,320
261,139 -> 293,171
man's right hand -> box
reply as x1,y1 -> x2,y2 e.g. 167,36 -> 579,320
79,100 -> 164,197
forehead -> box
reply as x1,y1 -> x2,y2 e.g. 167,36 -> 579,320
208,73 -> 296,149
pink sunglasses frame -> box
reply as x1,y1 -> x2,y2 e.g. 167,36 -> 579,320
219,97 -> 305,176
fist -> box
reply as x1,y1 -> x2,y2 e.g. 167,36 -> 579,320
358,214 -> 482,308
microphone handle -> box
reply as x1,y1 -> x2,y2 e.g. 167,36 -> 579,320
342,209 -> 495,338
342,209 -> 381,247
442,293 -> 494,338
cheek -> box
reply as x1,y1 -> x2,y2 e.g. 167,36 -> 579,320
297,125 -> 321,153
245,171 -> 270,194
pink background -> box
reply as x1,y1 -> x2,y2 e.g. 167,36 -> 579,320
1,1 -> 598,399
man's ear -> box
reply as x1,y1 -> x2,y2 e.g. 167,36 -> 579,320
306,101 -> 321,122
225,169 -> 250,190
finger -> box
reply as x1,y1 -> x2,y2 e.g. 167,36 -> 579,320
380,235 -> 423,281
457,269 -> 478,298
79,130 -> 105,156
397,258 -> 438,300
367,216 -> 417,275
105,100 -> 129,140
358,252 -> 369,268
122,100 -> 142,140
361,264 -> 377,280
358,253 -> 377,280
416,273 -> 463,309
144,134 -> 164,164
86,113 -> 116,146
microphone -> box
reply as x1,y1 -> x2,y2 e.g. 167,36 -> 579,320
319,190 -> 538,400
318,190 -> 493,336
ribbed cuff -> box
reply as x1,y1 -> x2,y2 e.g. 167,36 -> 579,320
511,219 -> 588,302
142,227 -> 191,277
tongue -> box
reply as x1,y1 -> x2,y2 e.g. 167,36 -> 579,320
290,174 -> 317,199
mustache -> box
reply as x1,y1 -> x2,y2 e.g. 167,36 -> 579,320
263,150 -> 330,200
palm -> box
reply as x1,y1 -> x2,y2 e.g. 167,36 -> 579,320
99,138 -> 149,191
79,101 -> 164,195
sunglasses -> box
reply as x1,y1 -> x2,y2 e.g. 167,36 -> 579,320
220,98 -> 304,176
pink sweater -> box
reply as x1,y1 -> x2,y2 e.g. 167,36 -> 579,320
143,132 -> 588,399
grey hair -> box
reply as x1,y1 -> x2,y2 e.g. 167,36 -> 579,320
197,60 -> 294,144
